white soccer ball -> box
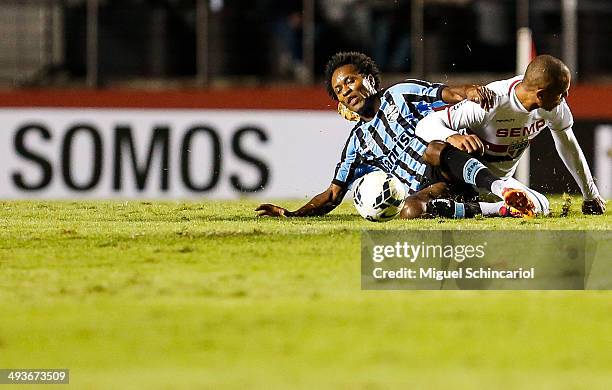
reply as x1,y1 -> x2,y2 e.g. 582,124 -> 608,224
352,171 -> 406,222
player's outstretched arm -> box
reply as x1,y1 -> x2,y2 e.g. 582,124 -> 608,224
256,183 -> 346,217
442,84 -> 497,111
550,128 -> 606,214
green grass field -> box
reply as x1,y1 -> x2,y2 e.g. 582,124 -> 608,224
0,197 -> 610,389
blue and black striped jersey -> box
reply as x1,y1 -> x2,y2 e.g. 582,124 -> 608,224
332,79 -> 447,194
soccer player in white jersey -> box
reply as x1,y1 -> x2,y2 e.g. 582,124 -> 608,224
415,54 -> 606,216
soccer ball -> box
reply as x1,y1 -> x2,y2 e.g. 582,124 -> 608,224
352,171 -> 406,222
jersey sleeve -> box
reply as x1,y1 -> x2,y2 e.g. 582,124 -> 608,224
546,100 -> 574,132
415,99 -> 488,142
445,99 -> 488,131
550,128 -> 600,199
415,109 -> 458,142
399,79 -> 447,104
332,131 -> 360,188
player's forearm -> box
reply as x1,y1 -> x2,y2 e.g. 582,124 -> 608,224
551,129 -> 600,199
442,85 -> 475,104
287,187 -> 343,217
415,112 -> 458,142
442,85 -> 467,104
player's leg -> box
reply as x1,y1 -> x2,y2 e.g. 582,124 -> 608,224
425,198 -> 526,218
422,141 -> 535,215
399,162 -> 456,219
400,163 -> 488,219
400,182 -> 448,219
496,177 -> 550,215
399,170 -> 484,219
424,177 -> 549,218
448,177 -> 549,218
419,181 -> 484,218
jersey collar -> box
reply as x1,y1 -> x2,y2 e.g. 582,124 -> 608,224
509,78 -> 530,114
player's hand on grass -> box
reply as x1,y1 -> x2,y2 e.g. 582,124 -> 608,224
446,134 -> 485,155
466,85 -> 497,111
582,196 -> 606,215
256,203 -> 291,217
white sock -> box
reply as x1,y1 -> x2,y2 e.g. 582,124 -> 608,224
479,201 -> 505,216
490,179 -> 506,199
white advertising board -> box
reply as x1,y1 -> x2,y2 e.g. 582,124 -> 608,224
0,109 -> 352,199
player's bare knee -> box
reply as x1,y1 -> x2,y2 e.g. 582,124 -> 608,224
423,141 -> 447,166
400,197 -> 427,219
422,182 -> 450,200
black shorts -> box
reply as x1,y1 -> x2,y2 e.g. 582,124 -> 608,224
420,164 -> 480,202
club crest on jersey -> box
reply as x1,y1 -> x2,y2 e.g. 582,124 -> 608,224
384,104 -> 400,123
507,139 -> 530,158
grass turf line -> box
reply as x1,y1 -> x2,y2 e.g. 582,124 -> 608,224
0,196 -> 610,389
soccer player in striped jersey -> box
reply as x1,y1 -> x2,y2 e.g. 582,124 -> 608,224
416,54 -> 606,216
256,51 -> 535,219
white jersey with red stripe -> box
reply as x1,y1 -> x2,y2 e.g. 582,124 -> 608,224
416,76 -> 601,200
419,75 -> 573,178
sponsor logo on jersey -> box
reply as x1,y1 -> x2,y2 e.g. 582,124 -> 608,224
386,132 -> 412,168
496,119 -> 546,137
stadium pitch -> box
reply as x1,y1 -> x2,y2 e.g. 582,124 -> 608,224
0,197 -> 610,389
